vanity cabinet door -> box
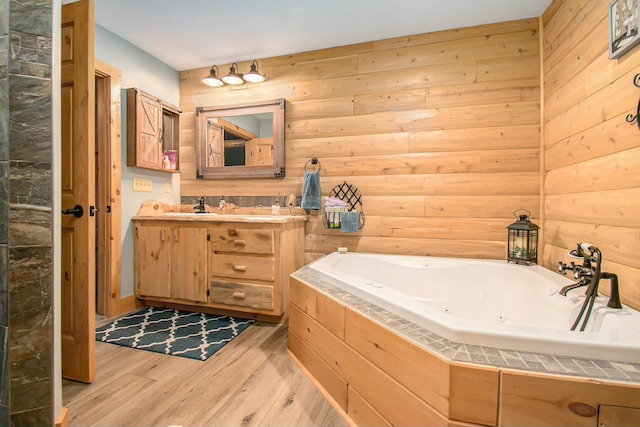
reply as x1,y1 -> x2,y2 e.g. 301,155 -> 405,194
172,227 -> 208,303
135,225 -> 172,298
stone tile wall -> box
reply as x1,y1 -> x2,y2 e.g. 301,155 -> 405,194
0,0 -> 9,424
3,0 -> 54,425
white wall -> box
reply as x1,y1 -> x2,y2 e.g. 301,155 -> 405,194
95,24 -> 181,297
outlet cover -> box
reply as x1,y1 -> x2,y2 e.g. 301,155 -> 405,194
164,181 -> 171,193
132,178 -> 152,192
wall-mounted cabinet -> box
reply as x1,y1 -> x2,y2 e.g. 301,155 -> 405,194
126,88 -> 181,172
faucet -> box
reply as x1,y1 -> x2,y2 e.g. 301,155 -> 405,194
558,243 -> 622,331
193,196 -> 206,213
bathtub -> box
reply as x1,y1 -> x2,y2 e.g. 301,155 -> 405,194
307,252 -> 640,363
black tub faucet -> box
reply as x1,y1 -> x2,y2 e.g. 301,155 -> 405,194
559,243 -> 622,331
194,197 -> 206,213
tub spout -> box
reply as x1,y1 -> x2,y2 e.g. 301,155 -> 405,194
601,272 -> 622,309
559,282 -> 587,296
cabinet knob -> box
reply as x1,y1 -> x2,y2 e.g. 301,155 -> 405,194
232,265 -> 246,272
232,292 -> 246,299
233,240 -> 246,247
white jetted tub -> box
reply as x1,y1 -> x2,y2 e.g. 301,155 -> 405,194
307,252 -> 640,363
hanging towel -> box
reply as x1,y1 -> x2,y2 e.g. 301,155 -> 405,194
301,170 -> 322,210
341,211 -> 360,233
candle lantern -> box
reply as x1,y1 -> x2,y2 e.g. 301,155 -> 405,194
507,209 -> 539,265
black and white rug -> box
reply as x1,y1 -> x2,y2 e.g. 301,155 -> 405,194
96,307 -> 254,361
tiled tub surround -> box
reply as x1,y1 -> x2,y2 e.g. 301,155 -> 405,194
289,267 -> 640,426
307,252 -> 640,364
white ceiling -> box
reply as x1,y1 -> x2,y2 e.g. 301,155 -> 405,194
93,0 -> 552,72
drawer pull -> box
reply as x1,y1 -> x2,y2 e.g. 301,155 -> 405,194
233,240 -> 246,246
232,292 -> 246,299
232,265 -> 247,272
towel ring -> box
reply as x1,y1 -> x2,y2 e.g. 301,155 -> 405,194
305,157 -> 321,172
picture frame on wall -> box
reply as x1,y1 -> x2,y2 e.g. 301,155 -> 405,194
609,0 -> 640,59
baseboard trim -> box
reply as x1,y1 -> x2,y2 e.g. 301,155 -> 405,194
118,295 -> 143,315
55,407 -> 69,427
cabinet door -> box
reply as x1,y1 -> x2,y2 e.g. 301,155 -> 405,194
135,225 -> 172,298
246,137 -> 273,166
172,227 -> 208,303
135,90 -> 162,168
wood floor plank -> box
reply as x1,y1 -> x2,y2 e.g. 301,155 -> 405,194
62,343 -> 163,403
63,322 -> 347,427
144,326 -> 286,427
204,352 -> 297,426
260,368 -> 349,427
66,373 -> 155,426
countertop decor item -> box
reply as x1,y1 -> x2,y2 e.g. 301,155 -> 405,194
96,307 -> 254,361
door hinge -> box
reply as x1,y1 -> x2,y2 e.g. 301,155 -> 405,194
106,205 -> 111,213
206,289 -> 210,296
207,233 -> 211,241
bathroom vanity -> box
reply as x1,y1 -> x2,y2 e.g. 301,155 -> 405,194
132,201 -> 306,322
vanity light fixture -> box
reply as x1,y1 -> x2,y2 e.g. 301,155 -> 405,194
242,60 -> 266,83
202,65 -> 224,87
221,63 -> 245,85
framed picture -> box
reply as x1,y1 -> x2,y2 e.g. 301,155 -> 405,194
609,0 -> 640,59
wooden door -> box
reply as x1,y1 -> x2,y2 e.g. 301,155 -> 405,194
206,122 -> 224,167
171,227 -> 208,303
61,0 -> 96,383
134,224 -> 172,299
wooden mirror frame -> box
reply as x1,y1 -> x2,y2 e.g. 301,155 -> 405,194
195,98 -> 285,179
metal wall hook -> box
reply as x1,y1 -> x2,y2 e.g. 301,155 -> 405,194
627,73 -> 640,130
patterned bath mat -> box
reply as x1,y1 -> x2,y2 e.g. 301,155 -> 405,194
96,307 -> 254,361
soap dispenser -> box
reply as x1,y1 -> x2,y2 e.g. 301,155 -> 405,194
219,196 -> 226,211
271,199 -> 280,215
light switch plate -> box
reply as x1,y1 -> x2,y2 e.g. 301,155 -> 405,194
164,181 -> 171,193
132,178 -> 152,192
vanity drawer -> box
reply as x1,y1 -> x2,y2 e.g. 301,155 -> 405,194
211,254 -> 275,281
209,226 -> 274,254
210,280 -> 274,310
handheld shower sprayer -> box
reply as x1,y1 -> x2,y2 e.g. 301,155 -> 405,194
568,243 -> 595,259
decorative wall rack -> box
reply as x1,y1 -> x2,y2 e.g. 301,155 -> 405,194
626,73 -> 640,130
323,181 -> 365,230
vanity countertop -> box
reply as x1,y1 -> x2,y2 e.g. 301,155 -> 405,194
132,200 -> 308,224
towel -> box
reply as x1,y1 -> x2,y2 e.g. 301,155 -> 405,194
301,170 -> 321,210
341,211 -> 360,233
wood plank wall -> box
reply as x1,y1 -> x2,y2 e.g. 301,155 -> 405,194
178,19 -> 541,264
542,0 -> 640,311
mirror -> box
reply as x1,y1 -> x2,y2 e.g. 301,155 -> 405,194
196,99 -> 285,179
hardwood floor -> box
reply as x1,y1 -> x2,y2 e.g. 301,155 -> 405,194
62,322 -> 349,427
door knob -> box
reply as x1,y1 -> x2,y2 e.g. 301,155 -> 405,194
61,205 -> 84,218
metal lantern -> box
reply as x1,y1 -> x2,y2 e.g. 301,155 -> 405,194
507,209 -> 539,265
